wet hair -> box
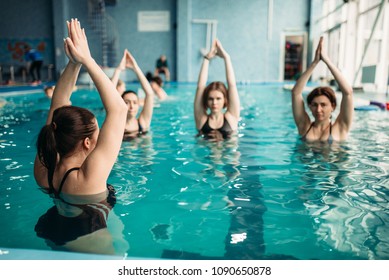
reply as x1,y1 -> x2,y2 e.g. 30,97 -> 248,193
202,81 -> 228,110
121,90 -> 138,99
145,72 -> 153,81
307,86 -> 337,108
151,76 -> 163,87
36,105 -> 96,192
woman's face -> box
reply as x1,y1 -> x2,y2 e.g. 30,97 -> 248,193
122,93 -> 139,117
207,90 -> 225,113
309,95 -> 334,122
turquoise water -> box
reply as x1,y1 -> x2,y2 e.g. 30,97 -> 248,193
0,83 -> 388,260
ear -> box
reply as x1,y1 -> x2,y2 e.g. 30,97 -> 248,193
83,137 -> 91,150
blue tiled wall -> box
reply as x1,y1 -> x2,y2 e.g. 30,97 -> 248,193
0,0 -> 311,83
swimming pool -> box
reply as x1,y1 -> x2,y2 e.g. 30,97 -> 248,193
0,83 -> 388,260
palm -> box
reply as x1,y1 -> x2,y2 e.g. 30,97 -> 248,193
125,51 -> 136,69
215,40 -> 226,58
66,19 -> 92,64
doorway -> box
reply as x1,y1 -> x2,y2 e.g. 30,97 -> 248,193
283,34 -> 306,80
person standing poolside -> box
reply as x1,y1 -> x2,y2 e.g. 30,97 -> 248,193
194,39 -> 240,141
24,46 -> 44,85
117,50 -> 154,140
34,19 -> 127,201
154,55 -> 170,82
291,37 -> 353,143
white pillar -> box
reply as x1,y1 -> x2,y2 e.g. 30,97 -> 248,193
376,1 -> 389,93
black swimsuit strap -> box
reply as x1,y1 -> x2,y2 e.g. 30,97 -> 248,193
138,119 -> 143,133
57,167 -> 80,196
302,122 -> 314,138
205,116 -> 228,130
302,122 -> 333,141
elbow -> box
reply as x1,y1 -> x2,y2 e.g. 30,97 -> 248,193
291,88 -> 299,96
341,86 -> 353,97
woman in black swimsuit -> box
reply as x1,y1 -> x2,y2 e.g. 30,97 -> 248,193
34,19 -> 127,199
194,39 -> 240,141
111,50 -> 154,139
291,37 -> 353,143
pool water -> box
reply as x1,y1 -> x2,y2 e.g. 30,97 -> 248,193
0,83 -> 388,260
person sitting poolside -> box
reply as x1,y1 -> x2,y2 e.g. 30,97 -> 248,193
291,37 -> 353,144
194,39 -> 240,141
34,18 -> 127,205
154,55 -> 170,82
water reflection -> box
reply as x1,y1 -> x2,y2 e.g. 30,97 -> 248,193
114,134 -> 156,205
34,186 -> 129,256
166,135 -> 270,259
292,140 -> 389,259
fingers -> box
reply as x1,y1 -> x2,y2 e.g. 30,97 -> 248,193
68,18 -> 82,43
127,51 -> 134,60
66,20 -> 71,38
317,36 -> 323,51
74,19 -> 82,40
64,37 -> 76,55
63,39 -> 71,59
82,27 -> 87,42
68,19 -> 77,43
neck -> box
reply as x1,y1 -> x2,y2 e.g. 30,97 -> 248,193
209,111 -> 224,120
58,152 -> 86,170
314,119 -> 331,129
126,116 -> 137,124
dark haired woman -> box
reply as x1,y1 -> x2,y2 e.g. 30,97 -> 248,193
34,19 -> 127,197
194,39 -> 240,141
117,50 -> 154,140
150,75 -> 168,101
291,37 -> 353,143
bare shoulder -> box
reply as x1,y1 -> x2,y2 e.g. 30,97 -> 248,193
224,111 -> 239,130
331,120 -> 350,141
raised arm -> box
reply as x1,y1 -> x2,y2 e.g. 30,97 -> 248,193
65,19 -> 127,185
34,20 -> 83,186
125,50 -> 154,129
216,40 -> 240,120
291,37 -> 323,135
46,22 -> 82,125
194,40 -> 217,129
111,50 -> 126,87
321,46 -> 353,132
